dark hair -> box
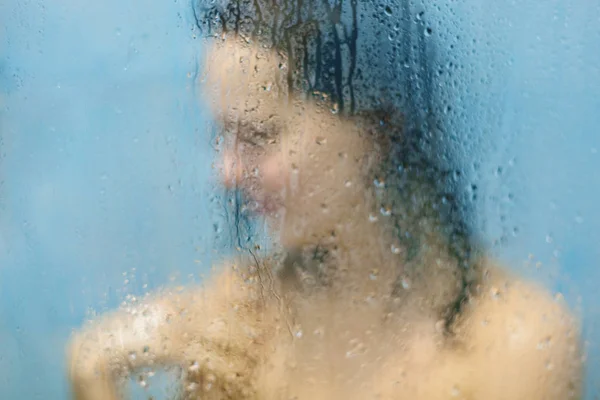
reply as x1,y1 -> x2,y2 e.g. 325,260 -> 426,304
195,0 -> 480,326
193,0 -> 385,114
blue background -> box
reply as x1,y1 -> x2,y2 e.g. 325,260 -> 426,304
1,0 -> 598,398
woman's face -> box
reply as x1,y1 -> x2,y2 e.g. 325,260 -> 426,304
220,117 -> 288,218
204,37 -> 371,248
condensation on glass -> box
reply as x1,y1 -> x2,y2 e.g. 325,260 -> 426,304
0,0 -> 595,399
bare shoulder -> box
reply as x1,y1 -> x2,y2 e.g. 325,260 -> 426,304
453,259 -> 583,399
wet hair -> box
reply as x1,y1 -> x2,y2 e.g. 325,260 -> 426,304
194,0 -> 481,326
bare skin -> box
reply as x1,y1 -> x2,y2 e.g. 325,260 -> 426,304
67,37 -> 583,400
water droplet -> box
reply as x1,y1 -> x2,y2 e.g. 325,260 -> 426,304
344,180 -> 352,188
435,319 -> 445,333
345,338 -> 366,358
554,292 -> 564,302
390,244 -> 401,254
368,214 -> 378,222
137,376 -> 148,388
489,287 -> 501,299
384,6 -> 393,16
546,234 -> 553,243
425,27 -> 433,36
401,276 -> 411,290
369,269 -> 379,280
315,136 -> 327,145
537,336 -> 552,350
293,326 -> 303,338
186,382 -> 199,392
129,351 -> 137,361
553,249 -> 560,258
189,360 -> 200,372
373,177 -> 385,188
450,385 -> 461,397
380,206 -> 392,216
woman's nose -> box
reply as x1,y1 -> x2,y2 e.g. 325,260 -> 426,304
221,147 -> 286,191
221,148 -> 244,188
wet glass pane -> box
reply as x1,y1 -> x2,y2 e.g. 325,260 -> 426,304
0,0 -> 597,399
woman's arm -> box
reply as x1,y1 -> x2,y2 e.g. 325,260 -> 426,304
67,265 -> 269,400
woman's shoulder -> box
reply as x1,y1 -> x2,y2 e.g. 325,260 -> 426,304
452,259 -> 583,399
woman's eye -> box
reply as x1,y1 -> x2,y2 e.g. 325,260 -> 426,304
240,135 -> 263,147
244,130 -> 278,147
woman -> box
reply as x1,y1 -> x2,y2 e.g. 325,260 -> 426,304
67,31 -> 582,399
